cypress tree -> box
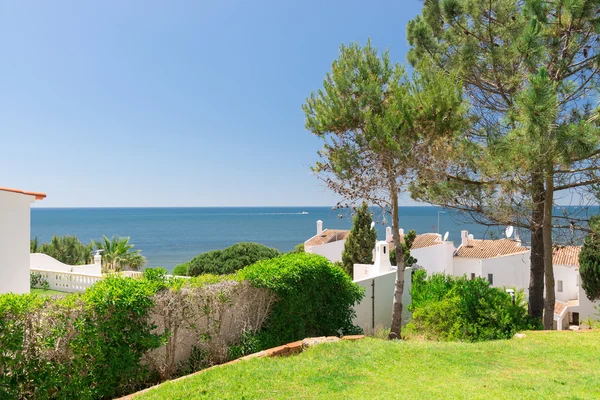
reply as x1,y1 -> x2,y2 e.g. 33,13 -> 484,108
580,216 -> 600,301
342,203 -> 377,278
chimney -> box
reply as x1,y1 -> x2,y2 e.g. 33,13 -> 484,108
399,228 -> 405,244
317,220 -> 323,236
94,253 -> 102,266
461,230 -> 469,247
386,227 -> 392,242
468,234 -> 474,241
373,240 -> 393,274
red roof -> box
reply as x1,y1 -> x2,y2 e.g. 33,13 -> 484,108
552,246 -> 581,268
0,187 -> 46,200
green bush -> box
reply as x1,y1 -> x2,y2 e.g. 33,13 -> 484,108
0,275 -> 165,399
172,262 -> 189,276
238,253 -> 364,348
407,270 -> 538,341
30,272 -> 49,289
188,242 -> 281,276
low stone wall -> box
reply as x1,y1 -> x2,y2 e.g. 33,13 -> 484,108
118,335 -> 365,400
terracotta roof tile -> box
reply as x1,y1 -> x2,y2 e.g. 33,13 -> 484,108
411,233 -> 444,250
305,229 -> 349,247
554,301 -> 568,317
454,239 -> 527,259
0,187 -> 46,200
552,246 -> 581,267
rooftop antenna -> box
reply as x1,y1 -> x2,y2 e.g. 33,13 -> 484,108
505,226 -> 514,239
443,231 -> 449,241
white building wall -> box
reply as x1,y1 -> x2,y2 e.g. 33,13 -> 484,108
553,265 -> 579,302
453,257 -> 482,279
481,251 -> 530,290
353,268 -> 412,335
571,286 -> 599,322
411,242 -> 455,275
30,253 -> 102,276
309,239 -> 346,263
0,191 -> 35,294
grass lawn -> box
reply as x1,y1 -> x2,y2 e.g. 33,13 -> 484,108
137,331 -> 600,400
30,288 -> 68,297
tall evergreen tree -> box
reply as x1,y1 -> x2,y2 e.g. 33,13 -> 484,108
342,203 -> 377,278
407,0 -> 600,327
580,216 -> 600,301
303,41 -> 467,338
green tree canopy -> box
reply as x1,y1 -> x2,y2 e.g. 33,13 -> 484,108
187,242 -> 281,276
407,0 -> 600,328
32,235 -> 93,265
303,40 -> 467,338
342,203 -> 377,278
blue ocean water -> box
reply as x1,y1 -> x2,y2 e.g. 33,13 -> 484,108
29,207 -> 505,270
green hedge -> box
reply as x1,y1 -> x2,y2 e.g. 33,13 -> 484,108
188,242 -> 281,276
407,270 -> 539,341
0,275 -> 165,399
238,253 -> 364,348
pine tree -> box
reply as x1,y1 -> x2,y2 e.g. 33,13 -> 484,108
342,203 -> 377,278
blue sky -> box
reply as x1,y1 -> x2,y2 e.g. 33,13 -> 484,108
1,1 -> 424,207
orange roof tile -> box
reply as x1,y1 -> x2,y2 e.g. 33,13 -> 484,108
411,233 -> 444,250
554,301 -> 568,317
0,187 -> 46,200
455,239 -> 527,259
552,246 -> 581,268
305,229 -> 349,247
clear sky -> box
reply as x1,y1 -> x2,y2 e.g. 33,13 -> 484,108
1,1 -> 425,207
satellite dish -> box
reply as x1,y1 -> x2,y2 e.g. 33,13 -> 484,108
505,226 -> 514,239
443,231 -> 449,241
370,221 -> 375,229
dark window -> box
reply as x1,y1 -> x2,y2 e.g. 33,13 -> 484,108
471,273 -> 475,280
383,247 -> 386,254
488,274 -> 494,285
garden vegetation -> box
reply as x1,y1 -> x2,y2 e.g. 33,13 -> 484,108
0,253 -> 363,399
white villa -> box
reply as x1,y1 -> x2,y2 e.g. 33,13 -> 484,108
304,220 -> 349,263
0,186 -> 46,294
305,221 -> 595,330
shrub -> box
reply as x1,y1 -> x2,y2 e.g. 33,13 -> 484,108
188,242 -> 281,276
238,253 -> 364,348
407,270 -> 538,341
172,262 -> 189,276
30,272 -> 49,290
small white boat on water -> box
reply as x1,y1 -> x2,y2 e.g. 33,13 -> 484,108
301,211 -> 309,215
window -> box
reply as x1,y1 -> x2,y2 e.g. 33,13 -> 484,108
557,280 -> 563,293
471,273 -> 476,280
488,274 -> 494,286
383,247 -> 386,254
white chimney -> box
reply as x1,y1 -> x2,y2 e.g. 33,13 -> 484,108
317,220 -> 323,236
373,240 -> 393,274
385,227 -> 392,242
461,230 -> 469,247
94,253 -> 102,266
468,234 -> 474,241
399,228 -> 405,244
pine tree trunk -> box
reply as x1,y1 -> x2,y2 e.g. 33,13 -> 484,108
389,189 -> 405,339
543,171 -> 555,330
529,173 -> 545,324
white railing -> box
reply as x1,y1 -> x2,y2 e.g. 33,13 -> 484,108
31,268 -> 103,293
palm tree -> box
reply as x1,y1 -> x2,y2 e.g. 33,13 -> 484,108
92,235 -> 146,272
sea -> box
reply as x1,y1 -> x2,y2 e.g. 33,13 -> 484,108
29,206 -> 521,271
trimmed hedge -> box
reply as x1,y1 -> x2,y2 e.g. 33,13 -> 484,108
188,242 -> 281,276
407,270 -> 539,341
238,253 -> 364,348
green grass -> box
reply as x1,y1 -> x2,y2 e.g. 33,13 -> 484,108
137,331 -> 600,400
30,288 -> 68,297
